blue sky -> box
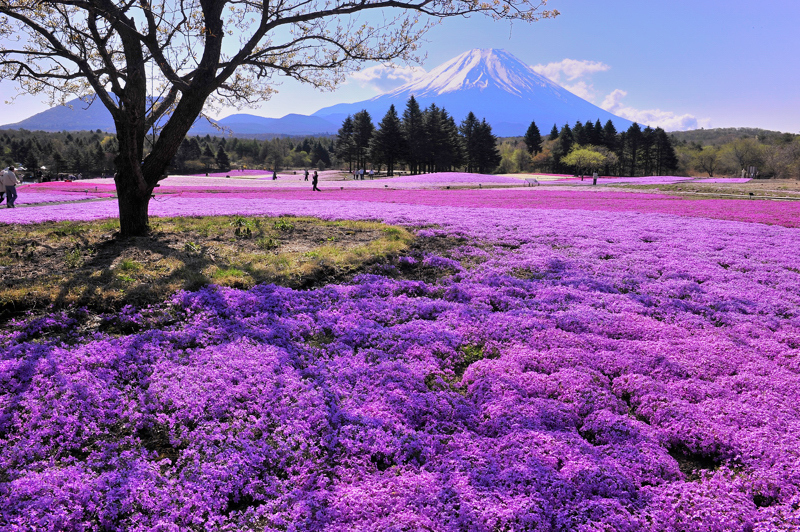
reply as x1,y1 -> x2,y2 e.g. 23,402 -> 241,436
2,0 -> 798,132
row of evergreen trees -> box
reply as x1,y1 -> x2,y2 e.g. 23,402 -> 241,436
517,119 -> 679,176
0,130 -> 117,177
334,96 -> 501,175
171,135 -> 334,173
0,129 -> 338,177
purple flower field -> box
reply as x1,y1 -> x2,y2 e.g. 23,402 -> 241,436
547,176 -> 753,186
12,190 -> 115,205
2,177 -> 800,530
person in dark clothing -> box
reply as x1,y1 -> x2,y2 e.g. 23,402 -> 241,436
304,169 -> 309,181
312,171 -> 320,191
272,170 -> 277,180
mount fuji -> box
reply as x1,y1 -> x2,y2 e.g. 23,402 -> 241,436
313,48 -> 633,136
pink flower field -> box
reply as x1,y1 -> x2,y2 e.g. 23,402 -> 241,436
2,173 -> 800,531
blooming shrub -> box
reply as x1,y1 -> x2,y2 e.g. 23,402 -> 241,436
2,181 -> 800,530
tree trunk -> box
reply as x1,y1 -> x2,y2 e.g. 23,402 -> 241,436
117,185 -> 152,236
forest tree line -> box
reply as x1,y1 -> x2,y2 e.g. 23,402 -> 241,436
497,120 -> 680,177
2,117 -> 798,180
669,129 -> 800,178
333,96 -> 501,175
0,129 -> 337,177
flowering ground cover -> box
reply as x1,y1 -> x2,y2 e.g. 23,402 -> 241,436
375,172 -> 523,185
11,190 -> 115,205
548,176 -> 754,186
3,178 -> 800,530
3,187 -> 800,229
188,169 -> 274,178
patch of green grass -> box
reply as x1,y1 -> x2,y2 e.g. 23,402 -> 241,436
383,226 -> 405,240
257,236 -> 279,250
64,248 -> 84,269
51,222 -> 85,237
98,220 -> 120,232
0,215 -> 414,319
118,259 -> 141,271
273,218 -> 295,231
230,216 -> 255,238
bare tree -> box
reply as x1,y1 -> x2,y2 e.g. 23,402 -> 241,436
0,0 -> 557,235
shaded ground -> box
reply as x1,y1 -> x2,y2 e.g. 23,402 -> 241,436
0,215 -> 421,323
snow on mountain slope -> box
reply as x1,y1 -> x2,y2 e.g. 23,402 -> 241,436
382,48 -> 566,100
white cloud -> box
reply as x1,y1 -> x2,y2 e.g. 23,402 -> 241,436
532,59 -> 611,84
601,89 -> 628,110
601,89 -> 707,131
563,81 -> 596,102
351,64 -> 426,92
532,59 -> 610,103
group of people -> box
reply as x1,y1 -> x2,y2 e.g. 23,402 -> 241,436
350,168 -> 374,180
0,166 -> 21,208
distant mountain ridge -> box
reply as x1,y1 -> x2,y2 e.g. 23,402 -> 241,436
2,49 -> 633,136
0,105 -> 339,136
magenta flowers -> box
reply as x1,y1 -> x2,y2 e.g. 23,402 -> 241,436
2,174 -> 800,530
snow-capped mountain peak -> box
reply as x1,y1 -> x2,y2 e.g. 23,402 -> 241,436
382,48 -> 563,99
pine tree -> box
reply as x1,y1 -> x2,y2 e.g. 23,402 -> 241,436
93,142 -> 106,173
573,121 -> 588,146
335,116 -> 356,171
352,110 -> 375,172
640,126 -> 655,176
460,112 -> 480,173
370,104 -> 405,176
584,120 -> 596,146
440,109 -> 465,171
653,128 -> 678,176
592,119 -> 604,145
216,147 -> 231,171
625,123 -> 643,176
602,120 -> 618,152
473,119 -> 501,174
402,96 -> 426,174
549,124 -> 559,141
422,104 -> 445,173
523,120 -> 542,154
257,141 -> 270,165
24,151 -> 39,175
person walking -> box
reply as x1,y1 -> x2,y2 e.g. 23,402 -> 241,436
304,169 -> 309,181
1,166 -> 21,208
272,170 -> 277,180
312,170 -> 320,191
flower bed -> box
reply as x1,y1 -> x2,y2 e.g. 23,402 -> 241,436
3,188 -> 800,228
2,189 -> 800,530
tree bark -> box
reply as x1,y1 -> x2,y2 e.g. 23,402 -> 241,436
116,184 -> 152,237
